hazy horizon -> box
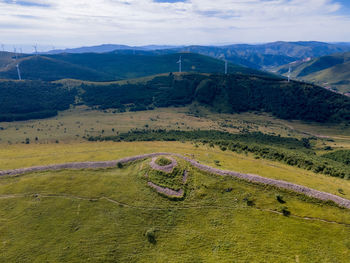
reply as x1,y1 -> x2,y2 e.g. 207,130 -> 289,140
3,40 -> 350,54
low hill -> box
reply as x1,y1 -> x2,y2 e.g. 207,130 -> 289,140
0,52 -> 264,81
275,52 -> 350,93
0,152 -> 349,262
49,52 -> 264,79
0,56 -> 111,81
81,73 -> 350,123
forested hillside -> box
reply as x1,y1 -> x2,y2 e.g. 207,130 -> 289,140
81,73 -> 350,123
0,52 -> 264,81
1,73 -> 349,123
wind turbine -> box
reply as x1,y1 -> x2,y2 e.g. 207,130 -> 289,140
13,48 -> 22,80
288,65 -> 291,82
220,54 -> 228,74
177,55 -> 182,73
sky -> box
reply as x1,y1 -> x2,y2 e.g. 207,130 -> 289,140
1,0 -> 350,52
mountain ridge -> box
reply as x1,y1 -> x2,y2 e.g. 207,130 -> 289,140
43,41 -> 350,70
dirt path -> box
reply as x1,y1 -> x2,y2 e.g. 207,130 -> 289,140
1,152 -> 350,209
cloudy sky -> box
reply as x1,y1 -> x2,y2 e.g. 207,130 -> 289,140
1,0 -> 350,51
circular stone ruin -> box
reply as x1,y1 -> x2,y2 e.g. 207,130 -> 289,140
147,156 -> 188,198
150,156 -> 177,173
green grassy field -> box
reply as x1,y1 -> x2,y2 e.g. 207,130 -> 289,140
0,157 -> 349,262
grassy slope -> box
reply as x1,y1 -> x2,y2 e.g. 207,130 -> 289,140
303,61 -> 350,91
1,141 -> 350,199
0,159 -> 349,262
275,53 -> 350,93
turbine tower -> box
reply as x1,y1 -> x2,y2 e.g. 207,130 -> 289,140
220,54 -> 228,74
288,65 -> 291,82
13,48 -> 21,80
16,64 -> 22,80
177,55 -> 182,73
1,44 -> 4,52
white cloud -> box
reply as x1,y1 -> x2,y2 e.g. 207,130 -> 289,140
0,0 -> 349,49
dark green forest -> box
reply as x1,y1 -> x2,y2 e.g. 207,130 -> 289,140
81,73 -> 350,123
0,81 -> 76,121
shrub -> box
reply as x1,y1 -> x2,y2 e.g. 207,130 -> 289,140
145,228 -> 157,244
243,197 -> 255,206
324,146 -> 333,151
276,194 -> 286,204
214,160 -> 221,166
338,188 -> 345,195
117,162 -> 123,168
281,207 -> 291,216
220,146 -> 227,151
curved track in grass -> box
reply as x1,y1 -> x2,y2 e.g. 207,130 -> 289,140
1,152 -> 350,209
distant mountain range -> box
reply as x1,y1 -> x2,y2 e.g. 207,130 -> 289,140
275,52 -> 350,93
45,44 -> 182,54
45,41 -> 350,69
